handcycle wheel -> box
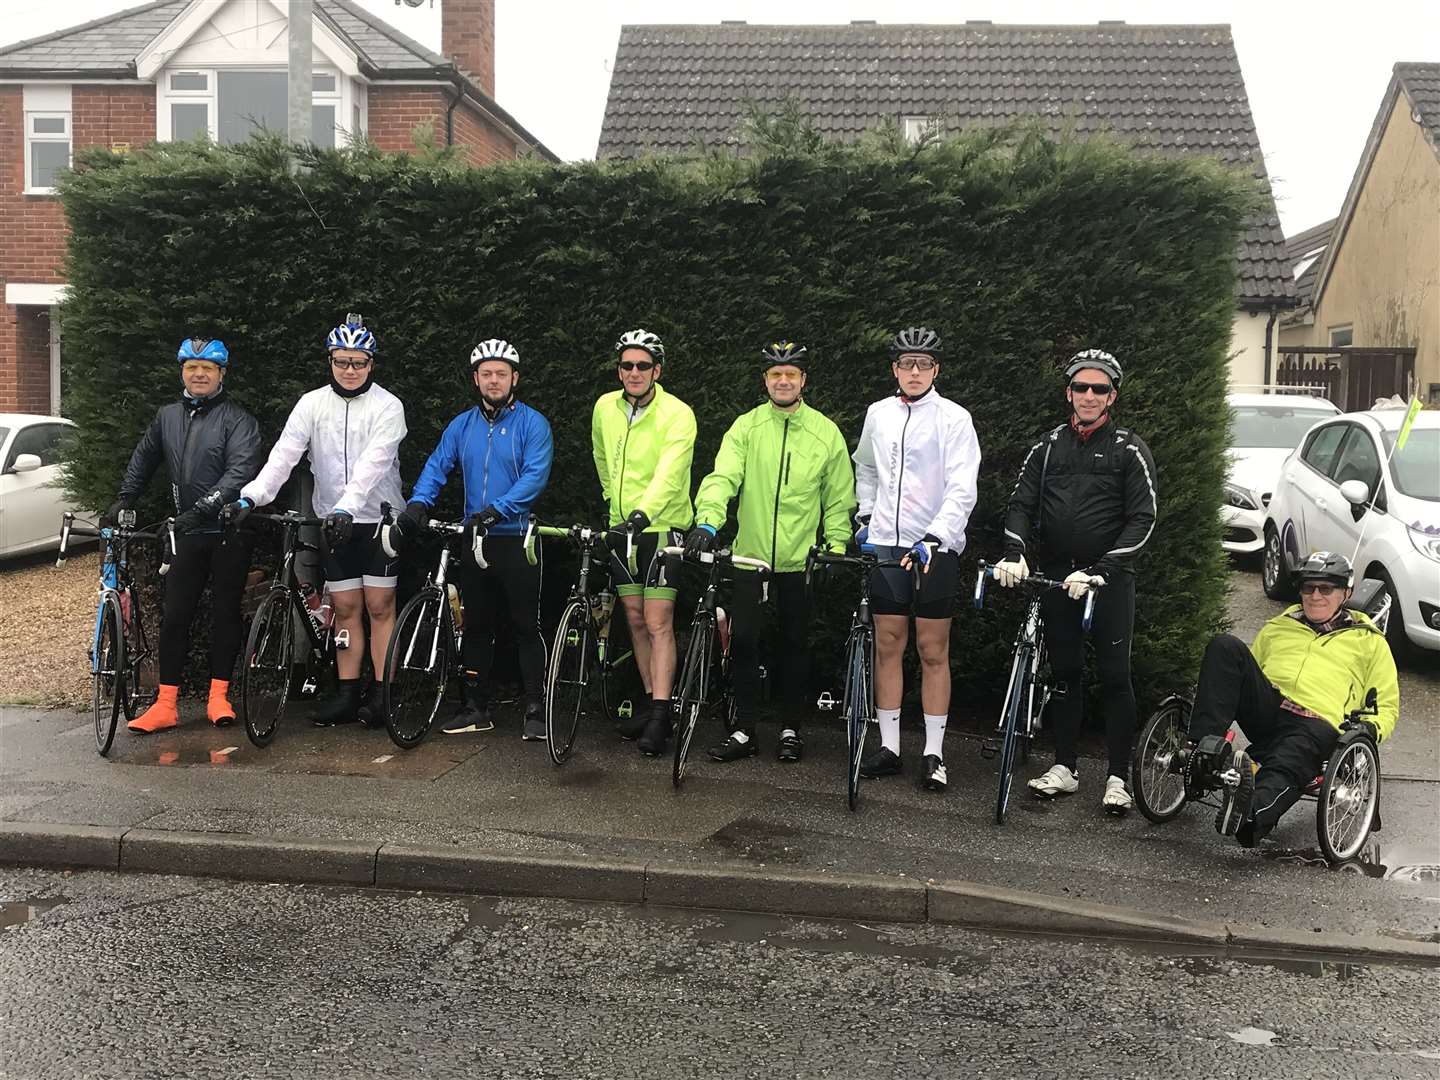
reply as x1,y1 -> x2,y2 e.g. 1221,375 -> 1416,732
241,590 -> 294,748
93,593 -> 125,757
545,600 -> 590,765
671,614 -> 713,789
843,629 -> 874,812
383,588 -> 452,750
1317,736 -> 1381,863
994,642 -> 1031,825
1131,696 -> 1192,823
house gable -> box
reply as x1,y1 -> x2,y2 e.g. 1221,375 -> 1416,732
137,0 -> 360,79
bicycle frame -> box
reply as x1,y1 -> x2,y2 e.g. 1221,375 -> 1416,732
249,512 -> 335,690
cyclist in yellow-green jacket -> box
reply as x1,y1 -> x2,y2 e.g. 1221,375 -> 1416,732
687,341 -> 856,764
1184,551 -> 1399,847
591,328 -> 697,758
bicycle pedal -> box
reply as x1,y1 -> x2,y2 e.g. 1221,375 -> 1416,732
980,740 -> 999,760
333,629 -> 350,650
816,691 -> 837,712
617,700 -> 632,719
300,677 -> 319,695
565,629 -> 580,647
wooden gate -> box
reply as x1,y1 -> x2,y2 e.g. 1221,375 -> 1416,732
1275,346 -> 1416,411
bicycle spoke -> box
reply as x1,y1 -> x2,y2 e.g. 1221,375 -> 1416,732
546,601 -> 590,764
384,591 -> 451,749
242,592 -> 293,748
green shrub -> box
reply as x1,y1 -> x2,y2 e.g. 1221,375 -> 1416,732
57,127 -> 1255,705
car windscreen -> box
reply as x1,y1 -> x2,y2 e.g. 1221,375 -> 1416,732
1383,428 -> 1439,501
1230,406 -> 1336,449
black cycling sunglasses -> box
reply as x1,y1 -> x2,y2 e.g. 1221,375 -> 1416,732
1069,380 -> 1113,396
618,360 -> 656,372
1298,582 -> 1340,596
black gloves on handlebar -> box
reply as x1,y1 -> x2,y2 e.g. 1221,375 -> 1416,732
174,489 -> 225,536
625,509 -> 650,533
684,524 -> 716,558
1340,718 -> 1380,743
396,501 -> 429,541
100,498 -> 131,528
464,506 -> 502,550
221,497 -> 254,530
324,510 -> 354,547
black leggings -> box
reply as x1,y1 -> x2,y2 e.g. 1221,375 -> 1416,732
458,534 -> 547,703
727,570 -> 811,734
1190,633 -> 1339,841
158,531 -> 253,685
1040,570 -> 1137,779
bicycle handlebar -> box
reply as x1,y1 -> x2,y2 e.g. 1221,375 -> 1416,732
657,545 -> 772,575
378,501 -> 470,564
524,515 -> 638,575
57,511 -> 176,574
973,560 -> 1098,631
803,545 -> 913,593
248,511 -> 327,528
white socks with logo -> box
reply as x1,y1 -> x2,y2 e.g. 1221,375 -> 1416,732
878,708 -> 901,754
923,713 -> 947,759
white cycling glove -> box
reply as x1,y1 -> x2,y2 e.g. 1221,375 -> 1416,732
1063,570 -> 1105,601
993,556 -> 1029,588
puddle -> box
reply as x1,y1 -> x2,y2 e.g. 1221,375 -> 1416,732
1261,841 -> 1440,882
707,819 -> 806,865
1227,1026 -> 1278,1046
551,766 -> 606,789
1176,954 -> 1365,981
0,896 -> 66,929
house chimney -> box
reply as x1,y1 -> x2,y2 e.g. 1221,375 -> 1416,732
441,0 -> 495,99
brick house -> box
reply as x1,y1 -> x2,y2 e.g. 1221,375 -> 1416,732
0,0 -> 555,414
598,21 -> 1297,388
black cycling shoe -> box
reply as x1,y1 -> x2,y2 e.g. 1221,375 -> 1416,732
355,682 -> 385,728
637,712 -> 672,757
922,754 -> 948,792
617,702 -> 649,741
521,702 -> 546,742
310,680 -> 361,727
859,747 -> 902,778
708,734 -> 758,762
776,729 -> 803,763
441,703 -> 494,735
1215,750 -> 1256,837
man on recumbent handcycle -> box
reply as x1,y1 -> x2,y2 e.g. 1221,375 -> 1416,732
1182,551 -> 1398,847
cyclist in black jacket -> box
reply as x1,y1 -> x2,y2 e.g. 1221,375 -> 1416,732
105,337 -> 262,734
993,350 -> 1157,814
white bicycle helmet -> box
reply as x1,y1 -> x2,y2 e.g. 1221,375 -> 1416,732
615,328 -> 665,363
1065,349 -> 1123,387
470,338 -> 520,369
326,313 -> 376,356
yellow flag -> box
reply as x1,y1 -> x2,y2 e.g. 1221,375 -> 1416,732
1396,395 -> 1423,451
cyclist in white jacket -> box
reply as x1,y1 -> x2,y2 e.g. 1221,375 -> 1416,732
852,327 -> 981,793
224,315 -> 407,727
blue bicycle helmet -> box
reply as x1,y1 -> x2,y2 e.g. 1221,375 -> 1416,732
177,338 -> 230,366
326,313 -> 377,356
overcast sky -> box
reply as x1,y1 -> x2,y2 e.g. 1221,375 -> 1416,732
5,1 -> 1436,237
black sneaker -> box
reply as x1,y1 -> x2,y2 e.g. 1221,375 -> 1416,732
1216,750 -> 1255,837
776,729 -> 803,763
637,712 -> 671,757
922,754 -> 948,792
522,702 -> 546,742
859,747 -> 902,778
311,681 -> 361,727
355,682 -> 385,728
442,703 -> 494,735
617,705 -> 649,741
708,734 -> 757,762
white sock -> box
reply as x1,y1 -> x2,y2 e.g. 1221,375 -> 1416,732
878,708 -> 901,754
923,713 -> 947,759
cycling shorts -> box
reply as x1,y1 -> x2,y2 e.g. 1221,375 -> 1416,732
868,544 -> 959,620
325,528 -> 398,591
609,528 -> 682,601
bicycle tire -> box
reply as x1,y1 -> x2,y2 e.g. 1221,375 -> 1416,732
545,600 -> 590,765
384,589 -> 452,750
122,586 -> 156,719
844,628 -> 874,812
1131,698 -> 1192,823
241,590 -> 294,748
1020,637 -> 1049,767
597,601 -> 641,729
671,613 -> 713,789
994,642 -> 1032,825
1317,738 -> 1380,863
93,593 -> 124,757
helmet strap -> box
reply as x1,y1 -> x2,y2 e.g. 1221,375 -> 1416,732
897,385 -> 934,404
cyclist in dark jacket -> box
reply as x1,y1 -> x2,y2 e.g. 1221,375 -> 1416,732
107,337 -> 262,733
994,349 -> 1157,814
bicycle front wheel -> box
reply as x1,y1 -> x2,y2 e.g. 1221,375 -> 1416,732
545,600 -> 591,765
242,590 -> 294,748
121,587 -> 156,720
994,643 -> 1032,825
843,628 -> 874,812
1131,698 -> 1191,823
93,593 -> 125,756
672,614 -> 714,789
384,589 -> 452,749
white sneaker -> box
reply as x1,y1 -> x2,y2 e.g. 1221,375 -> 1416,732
1102,774 -> 1133,815
1027,764 -> 1078,799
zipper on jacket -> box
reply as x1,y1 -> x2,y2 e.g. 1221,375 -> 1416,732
894,403 -> 912,545
179,404 -> 199,495
343,398 -> 352,485
481,408 -> 497,510
617,399 -> 636,520
770,416 -> 791,567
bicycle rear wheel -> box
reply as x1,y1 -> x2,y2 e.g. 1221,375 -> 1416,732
843,628 -> 874,812
597,600 -> 642,729
121,587 -> 156,720
545,600 -> 591,765
1131,698 -> 1192,823
994,643 -> 1032,825
1317,738 -> 1380,863
672,614 -> 713,789
384,589 -> 452,749
242,590 -> 294,748
93,593 -> 125,756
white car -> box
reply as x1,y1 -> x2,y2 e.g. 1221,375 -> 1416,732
1222,393 -> 1340,555
1263,407 -> 1440,654
0,413 -> 78,559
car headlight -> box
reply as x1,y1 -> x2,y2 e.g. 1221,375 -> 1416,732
1408,524 -> 1440,564
1223,482 -> 1260,511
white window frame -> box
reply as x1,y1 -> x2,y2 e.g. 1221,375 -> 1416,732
156,66 -> 353,147
22,84 -> 72,195
1328,324 -> 1354,348
902,115 -> 940,145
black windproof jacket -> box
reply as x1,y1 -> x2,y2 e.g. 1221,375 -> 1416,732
119,387 -> 263,528
1001,416 -> 1158,580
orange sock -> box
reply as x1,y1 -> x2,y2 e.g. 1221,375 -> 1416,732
207,679 -> 235,727
129,684 -> 180,734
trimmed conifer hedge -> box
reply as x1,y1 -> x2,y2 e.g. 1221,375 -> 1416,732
57,127 -> 1255,707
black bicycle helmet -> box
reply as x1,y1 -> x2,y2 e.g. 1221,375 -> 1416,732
889,326 -> 942,360
761,340 -> 808,371
1293,550 -> 1353,588
615,328 -> 665,364
1065,349 -> 1123,387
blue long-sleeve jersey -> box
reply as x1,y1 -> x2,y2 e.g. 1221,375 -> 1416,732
409,400 -> 552,533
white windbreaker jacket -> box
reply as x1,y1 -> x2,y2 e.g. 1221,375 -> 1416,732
852,389 -> 982,553
241,383 -> 407,524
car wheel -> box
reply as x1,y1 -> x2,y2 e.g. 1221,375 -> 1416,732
1373,567 -> 1413,661
1262,526 -> 1294,601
